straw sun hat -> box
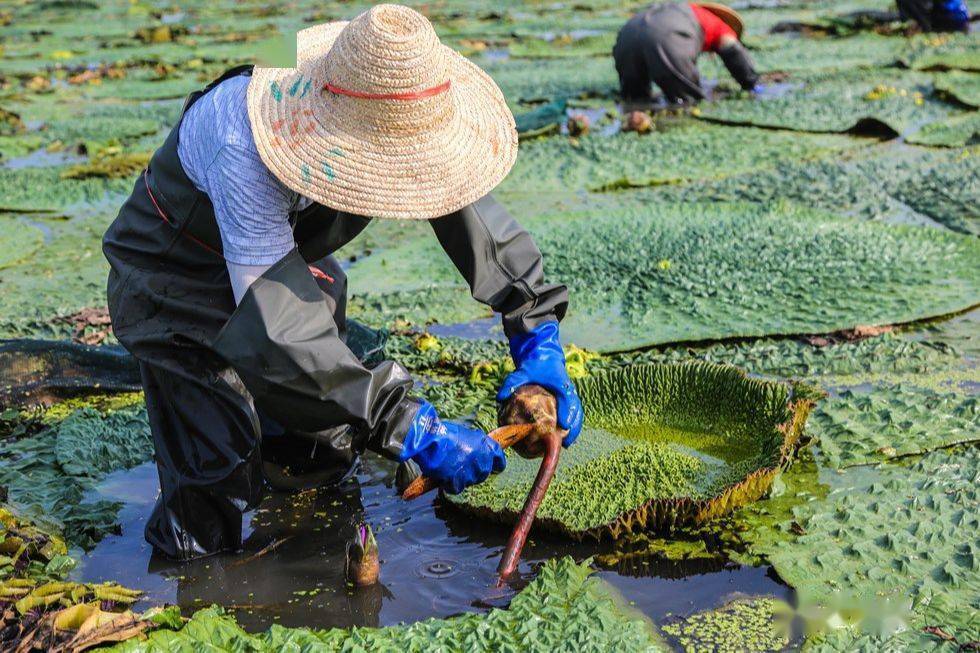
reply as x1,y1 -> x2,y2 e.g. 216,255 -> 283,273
247,4 -> 518,220
694,3 -> 745,38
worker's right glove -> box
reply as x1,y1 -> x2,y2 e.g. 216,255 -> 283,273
400,401 -> 506,494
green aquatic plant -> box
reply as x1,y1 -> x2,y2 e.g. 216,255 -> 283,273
604,332 -> 962,382
61,150 -> 152,180
662,597 -> 793,653
0,404 -> 152,548
899,32 -> 980,71
0,504 -> 68,579
109,557 -> 669,652
0,166 -> 134,212
500,121 -> 861,193
905,111 -> 980,147
0,210 -> 115,339
0,220 -> 44,270
933,70 -> 980,107
508,31 -> 615,60
745,446 -> 980,649
697,69 -> 964,137
810,382 -> 979,469
749,33 -> 905,73
350,202 -> 980,352
891,148 -> 979,235
655,142 -> 978,232
448,362 -> 813,539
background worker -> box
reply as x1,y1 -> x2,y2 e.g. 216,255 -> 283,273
102,4 -> 583,561
614,2 -> 760,104
897,0 -> 971,32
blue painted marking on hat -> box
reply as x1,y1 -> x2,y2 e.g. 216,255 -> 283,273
301,164 -> 312,184
299,79 -> 313,99
329,147 -> 345,158
270,81 -> 283,102
289,76 -> 304,97
321,161 -> 336,181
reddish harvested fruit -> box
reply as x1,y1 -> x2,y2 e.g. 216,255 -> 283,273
567,113 -> 590,136
498,384 -> 563,459
623,110 -> 652,134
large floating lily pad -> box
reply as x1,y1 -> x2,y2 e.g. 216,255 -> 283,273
447,363 -> 812,539
899,32 -> 980,71
811,383 -> 979,469
0,166 -> 135,213
934,70 -> 980,107
749,447 -> 980,648
697,70 -> 964,137
0,219 -> 44,270
349,203 -> 980,352
748,33 -> 904,73
891,148 -> 980,235
656,142 -> 979,234
110,558 -> 669,652
905,111 -> 980,147
499,122 -> 861,192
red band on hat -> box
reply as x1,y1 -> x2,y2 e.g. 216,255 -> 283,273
323,79 -> 451,100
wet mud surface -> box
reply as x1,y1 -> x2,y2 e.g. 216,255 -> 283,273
74,456 -> 791,633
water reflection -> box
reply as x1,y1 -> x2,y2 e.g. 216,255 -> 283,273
75,454 -> 792,632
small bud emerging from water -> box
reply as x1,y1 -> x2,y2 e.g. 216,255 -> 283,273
345,522 -> 379,586
623,111 -> 652,134
567,114 -> 590,137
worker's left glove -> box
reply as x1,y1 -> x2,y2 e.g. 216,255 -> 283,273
498,321 -> 583,447
400,401 -> 506,495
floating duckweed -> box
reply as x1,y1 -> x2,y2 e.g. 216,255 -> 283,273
448,362 -> 813,538
662,598 -> 793,653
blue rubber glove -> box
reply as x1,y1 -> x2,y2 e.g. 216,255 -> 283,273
400,401 -> 506,495
497,321 -> 584,448
939,0 -> 970,26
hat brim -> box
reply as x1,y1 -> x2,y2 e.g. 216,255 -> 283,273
695,2 -> 744,38
247,22 -> 518,220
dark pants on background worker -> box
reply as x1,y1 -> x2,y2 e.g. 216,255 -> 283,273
614,3 -> 706,104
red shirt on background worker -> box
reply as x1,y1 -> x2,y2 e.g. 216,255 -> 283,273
614,3 -> 760,104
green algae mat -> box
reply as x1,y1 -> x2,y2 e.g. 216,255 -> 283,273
108,558 -> 668,652
348,203 -> 980,352
448,362 -> 812,539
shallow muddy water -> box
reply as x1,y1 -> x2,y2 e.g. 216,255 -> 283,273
74,455 -> 792,633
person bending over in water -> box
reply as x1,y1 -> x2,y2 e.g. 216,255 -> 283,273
102,4 -> 582,561
613,2 -> 760,104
